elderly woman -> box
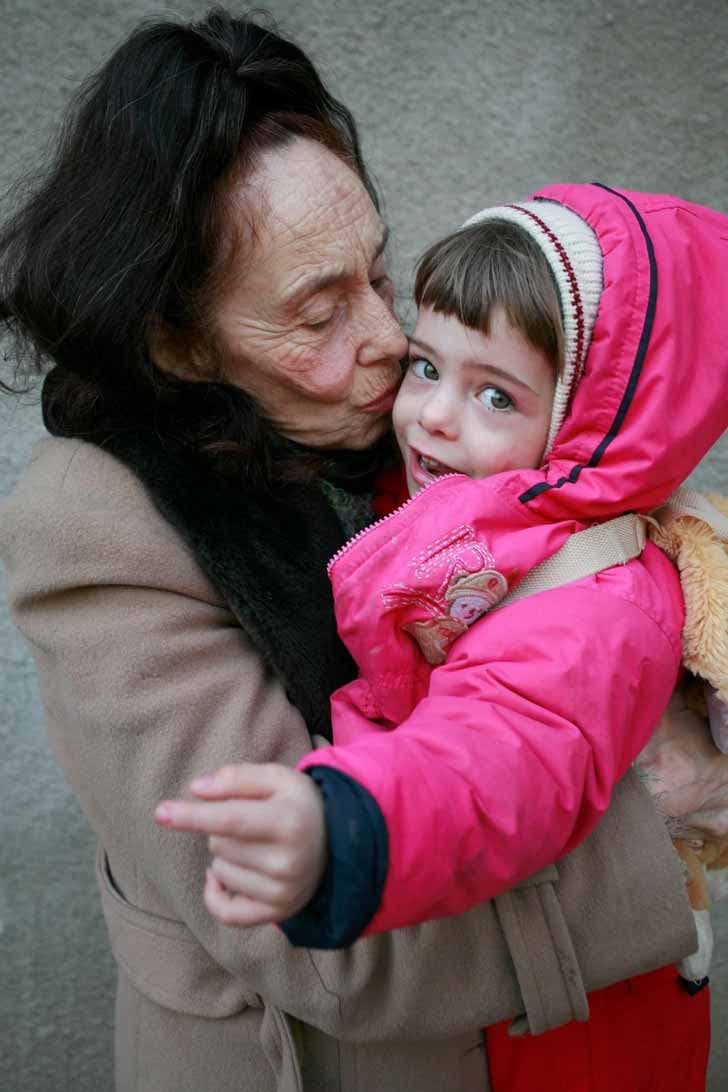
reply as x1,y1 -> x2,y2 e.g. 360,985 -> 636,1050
0,8 -> 724,1092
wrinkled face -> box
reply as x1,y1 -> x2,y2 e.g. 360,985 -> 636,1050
210,138 -> 407,449
393,306 -> 556,496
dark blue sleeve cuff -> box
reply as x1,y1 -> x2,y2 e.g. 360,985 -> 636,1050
280,766 -> 388,949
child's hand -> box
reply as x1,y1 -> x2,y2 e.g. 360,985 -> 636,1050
154,763 -> 327,926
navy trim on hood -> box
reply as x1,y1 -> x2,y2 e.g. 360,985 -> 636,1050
518,183 -> 659,505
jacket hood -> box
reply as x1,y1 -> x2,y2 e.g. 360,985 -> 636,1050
494,183 -> 728,524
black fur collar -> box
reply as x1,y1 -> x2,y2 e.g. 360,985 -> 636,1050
114,430 -> 358,739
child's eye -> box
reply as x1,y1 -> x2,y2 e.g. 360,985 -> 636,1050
410,357 -> 439,382
478,386 -> 514,412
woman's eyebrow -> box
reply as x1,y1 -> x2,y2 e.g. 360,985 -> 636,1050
282,226 -> 390,313
282,266 -> 347,311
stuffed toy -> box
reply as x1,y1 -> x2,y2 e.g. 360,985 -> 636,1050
648,489 -> 728,981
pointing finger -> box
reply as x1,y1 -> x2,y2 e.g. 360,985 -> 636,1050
189,762 -> 296,800
155,796 -> 279,838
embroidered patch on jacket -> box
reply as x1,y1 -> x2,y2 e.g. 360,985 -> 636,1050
382,526 -> 508,665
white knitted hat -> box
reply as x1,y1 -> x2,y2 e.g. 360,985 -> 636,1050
463,200 -> 603,455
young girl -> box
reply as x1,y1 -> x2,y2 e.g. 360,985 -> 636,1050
157,183 -> 728,955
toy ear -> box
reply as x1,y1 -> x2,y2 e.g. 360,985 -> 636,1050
679,522 -> 728,692
649,507 -> 728,699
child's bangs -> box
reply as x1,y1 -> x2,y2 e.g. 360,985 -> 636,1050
413,221 -> 565,375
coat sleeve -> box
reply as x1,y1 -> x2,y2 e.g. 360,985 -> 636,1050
0,440 -> 695,1042
300,564 -> 684,937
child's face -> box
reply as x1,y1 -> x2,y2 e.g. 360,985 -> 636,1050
393,306 -> 556,496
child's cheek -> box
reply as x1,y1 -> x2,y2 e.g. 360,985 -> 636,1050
391,387 -> 411,446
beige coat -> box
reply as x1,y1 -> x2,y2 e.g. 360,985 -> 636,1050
0,438 -> 697,1092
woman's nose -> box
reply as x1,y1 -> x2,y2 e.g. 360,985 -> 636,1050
357,291 -> 408,367
418,388 -> 459,439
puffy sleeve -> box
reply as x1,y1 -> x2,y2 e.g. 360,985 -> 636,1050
300,550 -> 684,938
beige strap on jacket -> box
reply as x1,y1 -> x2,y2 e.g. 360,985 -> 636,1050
652,485 -> 728,539
495,511 -> 647,612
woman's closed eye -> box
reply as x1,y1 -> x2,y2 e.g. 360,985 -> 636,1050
302,303 -> 341,330
304,275 -> 391,330
409,356 -> 439,381
478,385 -> 514,412
305,312 -> 336,330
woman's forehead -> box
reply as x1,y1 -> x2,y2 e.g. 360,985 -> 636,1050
245,138 -> 384,275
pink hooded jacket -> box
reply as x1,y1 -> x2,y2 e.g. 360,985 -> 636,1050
298,184 -> 728,938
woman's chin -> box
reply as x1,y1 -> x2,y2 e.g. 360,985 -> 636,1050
346,416 -> 393,449
301,412 -> 393,451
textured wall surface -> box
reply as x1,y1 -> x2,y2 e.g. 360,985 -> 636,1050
1,1 -> 727,1089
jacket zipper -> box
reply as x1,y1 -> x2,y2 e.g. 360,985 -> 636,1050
327,472 -> 463,576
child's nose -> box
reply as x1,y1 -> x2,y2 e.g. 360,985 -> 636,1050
418,388 -> 459,439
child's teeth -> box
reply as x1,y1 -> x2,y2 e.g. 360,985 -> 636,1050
420,455 -> 447,474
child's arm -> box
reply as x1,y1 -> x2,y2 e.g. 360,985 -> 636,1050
155,762 -> 327,925
294,575 -> 683,943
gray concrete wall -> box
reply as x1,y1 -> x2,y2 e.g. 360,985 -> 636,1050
1,1 -> 727,1088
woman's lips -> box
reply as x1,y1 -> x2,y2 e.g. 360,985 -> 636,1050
360,385 -> 399,413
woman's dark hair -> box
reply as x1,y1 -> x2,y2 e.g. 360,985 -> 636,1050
0,7 -> 379,481
414,220 -> 564,376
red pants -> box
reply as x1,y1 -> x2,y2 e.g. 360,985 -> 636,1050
486,967 -> 711,1092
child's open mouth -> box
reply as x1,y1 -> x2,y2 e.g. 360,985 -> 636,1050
418,453 -> 454,477
408,446 -> 462,489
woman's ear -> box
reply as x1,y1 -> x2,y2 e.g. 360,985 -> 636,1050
147,319 -> 211,381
